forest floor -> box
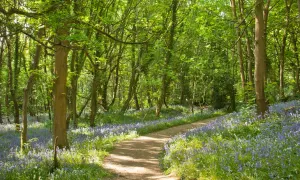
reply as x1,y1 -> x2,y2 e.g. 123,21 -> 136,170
103,117 -> 215,180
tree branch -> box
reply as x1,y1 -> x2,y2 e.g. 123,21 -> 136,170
79,20 -> 149,45
20,29 -> 54,50
0,4 -> 60,18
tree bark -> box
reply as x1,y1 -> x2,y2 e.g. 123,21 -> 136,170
21,28 -> 43,151
254,0 -> 268,115
53,25 -> 70,148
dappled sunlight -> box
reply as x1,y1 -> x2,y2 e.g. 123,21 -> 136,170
103,120 -> 211,179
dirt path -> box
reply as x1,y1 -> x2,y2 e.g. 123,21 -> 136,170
103,118 -> 215,180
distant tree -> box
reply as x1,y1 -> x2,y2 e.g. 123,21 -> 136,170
21,27 -> 44,151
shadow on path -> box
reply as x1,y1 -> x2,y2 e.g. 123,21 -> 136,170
103,118 -> 214,180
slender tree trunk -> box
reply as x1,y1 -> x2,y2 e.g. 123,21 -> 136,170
279,0 -> 291,100
108,56 -> 120,109
255,0 -> 268,115
231,0 -> 246,99
78,93 -> 91,118
134,83 -> 140,110
144,71 -> 153,107
102,80 -> 109,111
246,36 -> 254,85
0,39 -> 4,124
6,36 -> 20,129
90,62 -> 99,127
239,0 -> 254,85
263,0 -> 271,82
43,62 -> 52,121
156,0 -> 178,117
69,50 -> 78,128
121,47 -> 141,112
89,36 -> 102,127
14,32 -> 20,126
21,28 -> 43,151
5,80 -> 10,123
121,61 -> 136,112
70,49 -> 88,127
291,32 -> 300,93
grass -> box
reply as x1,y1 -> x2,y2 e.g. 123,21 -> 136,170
162,100 -> 300,180
0,106 -> 221,180
78,105 -> 192,126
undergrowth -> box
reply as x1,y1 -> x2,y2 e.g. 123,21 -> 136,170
162,101 -> 300,180
0,106 -> 221,180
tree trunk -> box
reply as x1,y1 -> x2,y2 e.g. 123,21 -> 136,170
156,0 -> 178,117
121,61 -> 137,112
121,47 -> 141,112
239,0 -> 254,85
134,84 -> 140,110
53,27 -> 70,148
6,36 -> 20,129
0,38 -> 4,123
14,32 -> 20,126
21,28 -> 43,151
291,31 -> 300,93
69,50 -> 78,128
246,36 -> 254,85
145,71 -> 153,108
263,0 -> 271,82
231,0 -> 246,99
43,62 -> 52,121
5,80 -> 10,123
108,56 -> 120,110
90,62 -> 99,127
279,0 -> 292,99
254,0 -> 268,116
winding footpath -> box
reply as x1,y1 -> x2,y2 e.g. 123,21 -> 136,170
103,117 -> 215,180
